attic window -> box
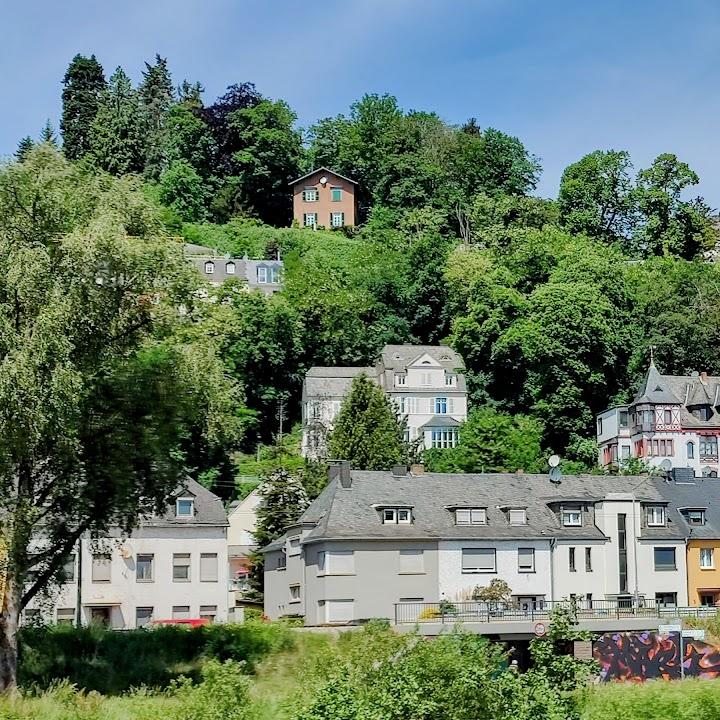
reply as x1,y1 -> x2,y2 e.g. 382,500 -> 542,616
455,508 -> 486,525
440,355 -> 451,361
204,261 -> 215,274
562,508 -> 582,527
176,498 -> 194,518
225,262 -> 236,275
508,509 -> 527,525
382,508 -> 412,524
421,360 -> 431,365
683,509 -> 706,526
646,506 -> 665,527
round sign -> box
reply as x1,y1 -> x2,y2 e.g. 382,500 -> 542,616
534,622 -> 546,637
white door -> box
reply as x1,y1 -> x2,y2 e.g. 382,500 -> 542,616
325,599 -> 354,624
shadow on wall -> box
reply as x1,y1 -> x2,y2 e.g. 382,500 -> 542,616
595,632 -> 720,681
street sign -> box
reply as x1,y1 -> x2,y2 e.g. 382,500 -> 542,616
534,622 -> 546,637
658,624 -> 682,635
683,629 -> 706,641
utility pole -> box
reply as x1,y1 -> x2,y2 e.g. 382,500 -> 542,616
75,535 -> 82,627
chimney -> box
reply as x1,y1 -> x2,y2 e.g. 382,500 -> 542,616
391,465 -> 407,478
329,460 -> 352,489
410,463 -> 425,476
701,371 -> 709,382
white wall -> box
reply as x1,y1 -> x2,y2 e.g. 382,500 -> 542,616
228,490 -> 261,547
552,540 -> 609,600
438,540 -> 552,602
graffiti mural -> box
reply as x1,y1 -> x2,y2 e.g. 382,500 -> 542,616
594,631 -> 720,681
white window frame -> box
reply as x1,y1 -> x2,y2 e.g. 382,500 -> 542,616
204,261 -> 214,274
135,606 -> 153,628
172,605 -> 190,620
304,212 -> 317,227
518,547 -> 535,573
176,497 -> 194,518
331,212 -> 344,227
289,584 -> 301,601
200,553 -> 218,582
136,553 -> 154,582
445,374 -> 456,387
395,374 -> 407,387
455,508 -> 487,526
172,553 -> 191,582
461,548 -> 496,573
646,506 -> 666,527
382,507 -> 412,524
303,187 -> 318,202
225,261 -> 236,275
562,509 -> 582,527
319,550 -> 355,576
431,428 -> 458,448
288,537 -> 301,556
257,266 -> 268,284
268,266 -> 280,283
434,397 -> 448,414
701,547 -> 714,569
509,509 -> 527,525
91,554 -> 111,583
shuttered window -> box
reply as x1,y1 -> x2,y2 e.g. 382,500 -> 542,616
399,549 -> 425,574
461,548 -> 496,573
200,553 -> 218,582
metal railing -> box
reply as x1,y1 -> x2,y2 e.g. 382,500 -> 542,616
394,599 -> 720,624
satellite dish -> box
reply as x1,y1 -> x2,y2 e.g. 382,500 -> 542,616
319,176 -> 328,185
548,455 -> 561,468
549,466 -> 563,484
661,459 -> 673,471
119,546 -> 132,559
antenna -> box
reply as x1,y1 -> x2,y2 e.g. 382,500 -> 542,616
549,466 -> 563,484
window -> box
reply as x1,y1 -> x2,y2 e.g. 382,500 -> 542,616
136,607 -> 153,628
445,374 -> 456,386
621,445 -> 631,460
619,410 -> 628,428
434,397 -> 448,414
200,605 -> 217,623
685,509 -> 706,526
395,373 -> 407,387
654,547 -> 677,571
688,441 -> 695,459
91,554 -> 111,583
173,553 -> 191,582
277,552 -> 287,570
204,261 -> 214,274
518,548 -> 535,572
399,549 -> 425,574
509,509 -> 527,525
597,417 -> 603,435
57,608 -> 75,626
288,537 -> 301,556
62,554 -> 76,583
303,212 -> 317,227
562,509 -> 582,527
319,550 -> 355,575
225,261 -> 236,275
420,372 -> 432,387
136,554 -> 154,582
646,506 -> 666,527
172,605 -> 190,620
701,548 -> 714,569
693,406 -> 713,421
655,592 -> 677,607
257,266 -> 268,284
268,266 -> 280,283
324,599 -> 354,624
382,508 -> 412,524
331,187 -> 342,202
569,547 -> 576,572
176,498 -> 194,518
455,508 -> 487,525
331,212 -> 344,227
700,436 -> 718,457
431,429 -> 458,448
585,547 -> 593,572
200,553 -> 218,582
618,514 -> 628,593
289,585 -> 301,601
303,187 -> 318,202
664,409 -> 672,424
461,548 -> 496,573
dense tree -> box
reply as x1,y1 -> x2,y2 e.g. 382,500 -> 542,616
139,54 -> 175,179
60,54 -> 107,160
15,137 -> 34,161
0,147 -> 244,689
329,375 -> 410,470
90,67 -> 145,175
158,160 -> 209,222
39,120 -> 58,147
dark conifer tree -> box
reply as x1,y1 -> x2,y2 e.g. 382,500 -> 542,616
139,54 -> 175,179
15,136 -> 34,161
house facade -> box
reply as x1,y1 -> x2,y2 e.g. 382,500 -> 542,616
24,479 -> 230,628
289,167 -> 357,228
301,344 -> 468,460
597,360 -> 720,477
185,243 -> 283,294
262,465 -> 695,625
227,488 -> 262,597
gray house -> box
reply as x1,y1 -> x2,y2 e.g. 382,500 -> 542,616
262,465 -> 698,625
184,243 -> 283,294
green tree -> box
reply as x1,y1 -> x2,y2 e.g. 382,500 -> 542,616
0,147 -> 244,690
39,119 -> 58,147
634,153 -> 716,258
60,54 -> 107,160
158,160 -> 209,222
425,407 -> 544,473
139,54 -> 175,179
558,149 -> 636,242
15,137 -> 34,162
329,375 -> 409,470
90,67 -> 145,175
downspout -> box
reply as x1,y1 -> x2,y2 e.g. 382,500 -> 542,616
549,538 -> 556,603
633,495 -> 640,604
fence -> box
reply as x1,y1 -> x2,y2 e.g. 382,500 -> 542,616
393,599 -> 720,624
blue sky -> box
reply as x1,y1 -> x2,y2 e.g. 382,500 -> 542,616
2,0 -> 720,203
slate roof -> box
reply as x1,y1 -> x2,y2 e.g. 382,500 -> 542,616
184,244 -> 283,289
288,167 -> 358,186
262,471 -> 694,552
302,367 -> 374,401
141,477 -> 228,528
379,344 -> 465,372
655,477 -> 720,539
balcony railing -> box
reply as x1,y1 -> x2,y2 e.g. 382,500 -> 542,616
393,599 -> 719,625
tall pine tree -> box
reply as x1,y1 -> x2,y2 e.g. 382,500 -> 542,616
39,119 -> 57,146
60,54 -> 106,160
89,67 -> 144,175
139,54 -> 175,179
329,374 -> 410,470
15,137 -> 34,161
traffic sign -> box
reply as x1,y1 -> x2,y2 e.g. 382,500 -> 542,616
683,629 -> 706,641
658,624 -> 682,635
534,622 -> 546,636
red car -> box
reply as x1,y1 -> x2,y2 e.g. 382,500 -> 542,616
152,618 -> 210,627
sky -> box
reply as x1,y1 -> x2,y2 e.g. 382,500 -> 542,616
2,0 -> 720,202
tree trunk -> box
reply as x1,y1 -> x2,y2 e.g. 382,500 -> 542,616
0,576 -> 21,692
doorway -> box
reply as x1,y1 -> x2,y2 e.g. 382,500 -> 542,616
90,607 -> 111,626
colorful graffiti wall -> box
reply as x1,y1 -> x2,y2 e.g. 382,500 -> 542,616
594,631 -> 720,681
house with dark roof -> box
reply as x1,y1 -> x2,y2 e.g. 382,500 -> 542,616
597,359 -> 720,476
289,167 -> 357,228
261,465 -> 693,625
24,478 -> 231,629
301,344 -> 467,460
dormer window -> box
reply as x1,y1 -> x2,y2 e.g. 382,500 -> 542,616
646,506 -> 666,527
691,405 -> 713,421
225,262 -> 236,275
562,508 -> 582,527
257,266 -> 268,284
455,508 -> 487,525
395,373 -> 407,387
204,261 -> 215,275
683,509 -> 706,526
445,374 -> 456,387
508,509 -> 527,525
382,507 -> 412,524
176,497 -> 194,518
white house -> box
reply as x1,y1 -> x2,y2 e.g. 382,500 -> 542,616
24,479 -> 230,628
227,488 -> 262,594
301,345 -> 468,459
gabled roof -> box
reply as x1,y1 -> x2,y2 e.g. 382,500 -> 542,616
633,359 -> 682,404
288,167 -> 358,186
142,477 -> 228,528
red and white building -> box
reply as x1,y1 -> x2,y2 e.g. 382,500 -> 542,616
597,361 -> 720,477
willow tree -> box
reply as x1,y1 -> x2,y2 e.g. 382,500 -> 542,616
0,147 -> 245,690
